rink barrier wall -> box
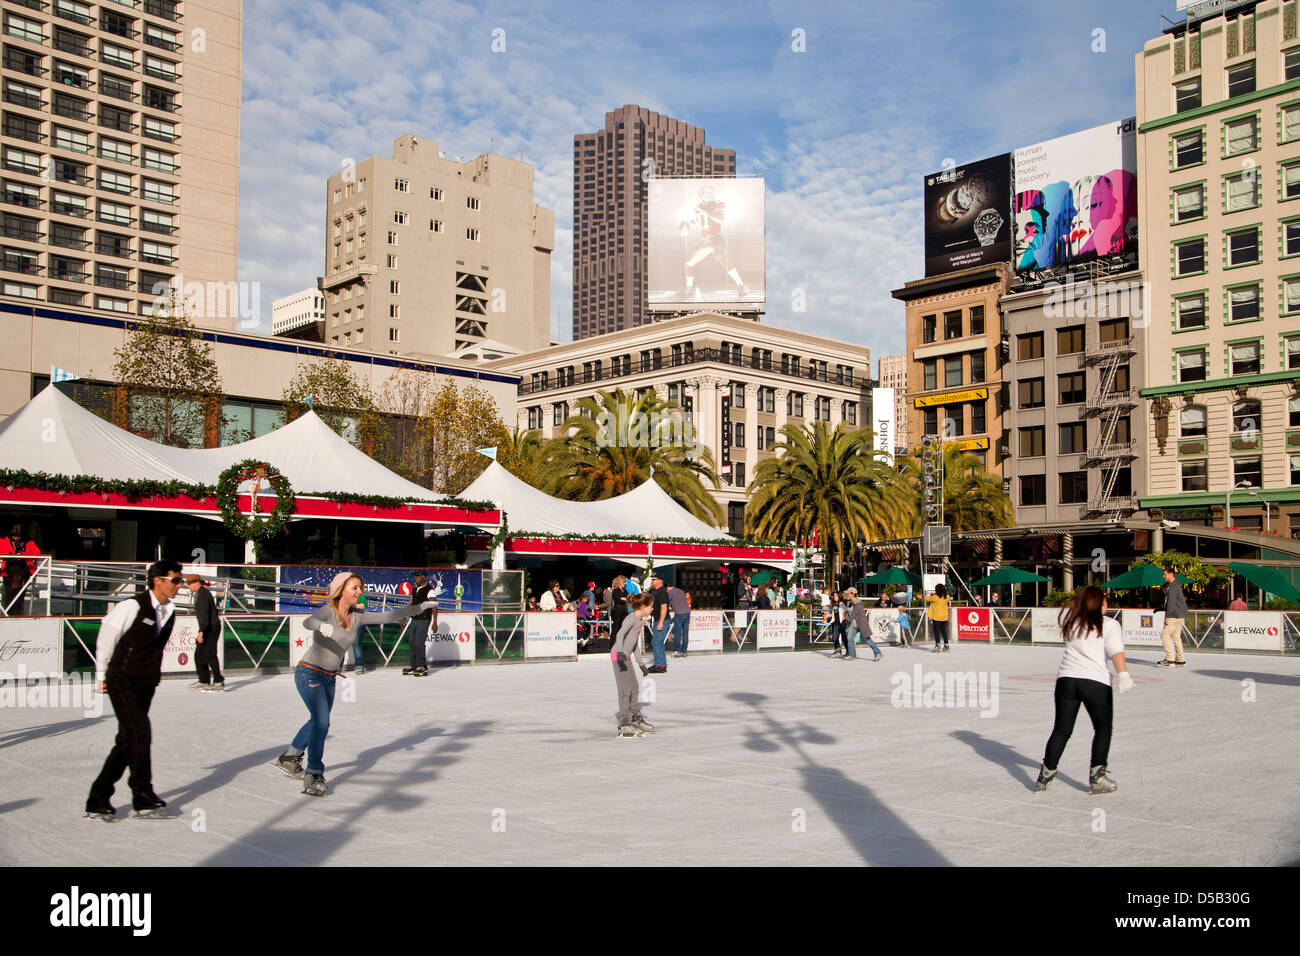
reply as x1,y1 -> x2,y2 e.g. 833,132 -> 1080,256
2,605 -> 1293,679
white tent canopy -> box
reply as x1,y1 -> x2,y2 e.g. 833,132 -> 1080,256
0,385 -> 448,502
460,461 -> 728,540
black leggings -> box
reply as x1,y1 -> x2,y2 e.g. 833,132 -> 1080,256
831,620 -> 847,651
1042,677 -> 1113,771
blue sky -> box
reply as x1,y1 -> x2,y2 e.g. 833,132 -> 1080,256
239,0 -> 1169,358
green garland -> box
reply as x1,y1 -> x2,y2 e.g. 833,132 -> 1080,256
488,512 -> 509,555
506,529 -> 793,549
312,491 -> 494,511
216,460 -> 296,545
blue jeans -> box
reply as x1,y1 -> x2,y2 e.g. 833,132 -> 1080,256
845,625 -> 881,658
672,612 -> 690,654
408,618 -> 429,667
290,665 -> 335,775
650,621 -> 669,667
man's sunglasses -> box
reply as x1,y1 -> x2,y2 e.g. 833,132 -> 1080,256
166,576 -> 184,584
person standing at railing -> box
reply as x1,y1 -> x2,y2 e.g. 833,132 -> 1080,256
185,574 -> 224,693
1229,594 -> 1247,611
1,521 -> 41,616
1034,586 -> 1133,794
85,559 -> 183,820
275,572 -> 435,797
667,582 -> 691,659
1155,568 -> 1188,668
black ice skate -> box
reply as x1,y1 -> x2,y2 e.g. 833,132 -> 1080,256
632,712 -> 655,734
301,772 -> 327,797
617,724 -> 645,738
274,752 -> 304,779
132,793 -> 167,816
1090,765 -> 1117,794
84,795 -> 116,821
1034,764 -> 1057,792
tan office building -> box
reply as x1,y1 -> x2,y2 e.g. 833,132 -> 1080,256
482,311 -> 872,533
876,352 -> 910,451
0,0 -> 242,326
892,263 -> 1010,471
1136,0 -> 1300,536
318,134 -> 554,361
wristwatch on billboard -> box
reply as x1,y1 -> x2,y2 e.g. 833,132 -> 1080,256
974,209 -> 1003,246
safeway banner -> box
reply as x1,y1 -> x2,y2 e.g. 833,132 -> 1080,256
687,610 -> 724,652
278,566 -> 483,613
428,612 -> 477,662
955,606 -> 991,641
1223,610 -> 1284,651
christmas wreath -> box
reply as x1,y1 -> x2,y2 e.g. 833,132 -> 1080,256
216,459 -> 296,544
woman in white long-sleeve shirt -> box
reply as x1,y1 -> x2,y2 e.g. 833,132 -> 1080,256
1035,585 -> 1134,794
275,571 -> 433,796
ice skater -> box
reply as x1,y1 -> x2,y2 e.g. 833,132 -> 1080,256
275,572 -> 435,796
927,583 -> 951,652
611,593 -> 655,737
1034,586 -> 1134,795
85,560 -> 184,820
843,588 -> 883,661
827,590 -> 850,658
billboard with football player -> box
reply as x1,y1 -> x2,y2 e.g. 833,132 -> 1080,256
647,177 -> 765,308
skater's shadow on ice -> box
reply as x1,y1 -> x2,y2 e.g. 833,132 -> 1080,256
209,674 -> 277,693
197,719 -> 494,865
160,745 -> 285,807
727,692 -> 949,866
0,798 -> 37,814
1194,670 -> 1300,687
949,731 -> 1086,793
0,716 -> 105,751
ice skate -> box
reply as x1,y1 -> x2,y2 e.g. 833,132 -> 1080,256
84,795 -> 116,821
188,681 -> 207,691
632,712 -> 655,734
1033,764 -> 1057,792
131,793 -> 166,817
204,681 -> 225,693
617,724 -> 645,738
301,772 -> 327,797
274,752 -> 304,779
354,666 -> 366,675
401,666 -> 414,675
413,665 -> 428,677
1090,765 -> 1117,794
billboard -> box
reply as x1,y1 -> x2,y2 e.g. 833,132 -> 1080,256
647,177 -> 765,307
1013,118 -> 1137,272
278,566 -> 483,613
923,154 -> 1012,277
872,388 -> 895,456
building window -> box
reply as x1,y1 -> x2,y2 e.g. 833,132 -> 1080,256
1228,285 -> 1260,321
389,304 -> 399,319
1057,325 -> 1085,355
553,403 -> 568,427
1018,378 -> 1045,409
1180,405 -> 1208,437
922,314 -> 936,344
1292,395 -> 1300,427
1059,421 -> 1086,453
466,196 -> 480,210
1225,116 -> 1258,154
1019,426 -> 1045,458
1177,349 -> 1207,383
1285,221 -> 1300,257
430,187 -> 443,200
970,351 -> 985,383
1230,341 -> 1260,375
1060,472 -> 1088,504
466,228 -> 480,241
387,231 -> 398,245
394,178 -> 408,192
1017,332 -> 1044,359
844,402 -> 857,425
394,211 -> 408,225
1226,60 -> 1256,99
1232,399 -> 1261,433
429,218 -> 444,232
922,359 -> 937,391
943,310 -> 962,339
1020,475 -> 1047,507
1181,460 -> 1208,492
1286,277 -> 1300,314
1175,78 -> 1201,113
970,305 -> 985,335
1234,457 -> 1263,487
923,407 -> 938,435
1176,238 -> 1205,274
1176,293 -> 1207,329
944,406 -> 964,436
1291,455 -> 1300,486
1283,104 -> 1300,142
1226,173 -> 1259,211
787,392 -> 804,417
388,328 -> 399,343
757,425 -> 776,450
1170,184 -> 1203,222
733,422 -> 745,448
1174,130 -> 1204,168
1286,47 -> 1300,81
387,254 -> 398,268
971,400 -> 986,433
527,406 -> 540,430
389,280 -> 400,294
945,356 -> 963,388
1058,372 -> 1086,405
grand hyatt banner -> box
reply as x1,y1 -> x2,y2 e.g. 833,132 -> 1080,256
923,154 -> 1012,277
1013,118 -> 1138,272
648,177 -> 765,308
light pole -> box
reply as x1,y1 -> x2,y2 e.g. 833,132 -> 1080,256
1241,487 -> 1269,534
1225,480 -> 1257,531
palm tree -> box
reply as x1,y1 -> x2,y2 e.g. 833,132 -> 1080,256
745,422 -> 914,566
534,388 -> 724,526
500,424 -> 545,486
897,444 -> 1013,533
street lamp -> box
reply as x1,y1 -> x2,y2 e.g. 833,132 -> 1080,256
1225,480 -> 1268,532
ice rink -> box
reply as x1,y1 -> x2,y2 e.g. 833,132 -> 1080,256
1,643 -> 1297,866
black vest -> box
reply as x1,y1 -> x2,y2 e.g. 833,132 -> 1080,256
106,592 -> 176,683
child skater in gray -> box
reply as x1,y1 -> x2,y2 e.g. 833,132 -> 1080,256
611,593 -> 655,737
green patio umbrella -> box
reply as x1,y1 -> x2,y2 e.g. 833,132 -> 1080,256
857,567 -> 923,588
749,571 -> 780,586
1226,562 -> 1300,607
1101,564 -> 1192,590
970,567 -> 1050,587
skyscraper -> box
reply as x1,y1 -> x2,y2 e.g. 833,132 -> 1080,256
0,0 -> 242,327
572,105 -> 735,340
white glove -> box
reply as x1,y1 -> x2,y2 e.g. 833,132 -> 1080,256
1115,671 -> 1134,694
418,600 -> 437,611
316,622 -> 336,639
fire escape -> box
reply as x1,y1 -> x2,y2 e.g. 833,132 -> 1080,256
1082,331 -> 1138,521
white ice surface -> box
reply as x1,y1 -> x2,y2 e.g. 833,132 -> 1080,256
1,644 -> 1297,866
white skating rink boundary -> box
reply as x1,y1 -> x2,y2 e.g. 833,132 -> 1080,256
1,643 -> 1296,866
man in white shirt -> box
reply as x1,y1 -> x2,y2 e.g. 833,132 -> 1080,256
85,560 -> 184,820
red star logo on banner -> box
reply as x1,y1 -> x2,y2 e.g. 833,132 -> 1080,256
295,638 -> 304,647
